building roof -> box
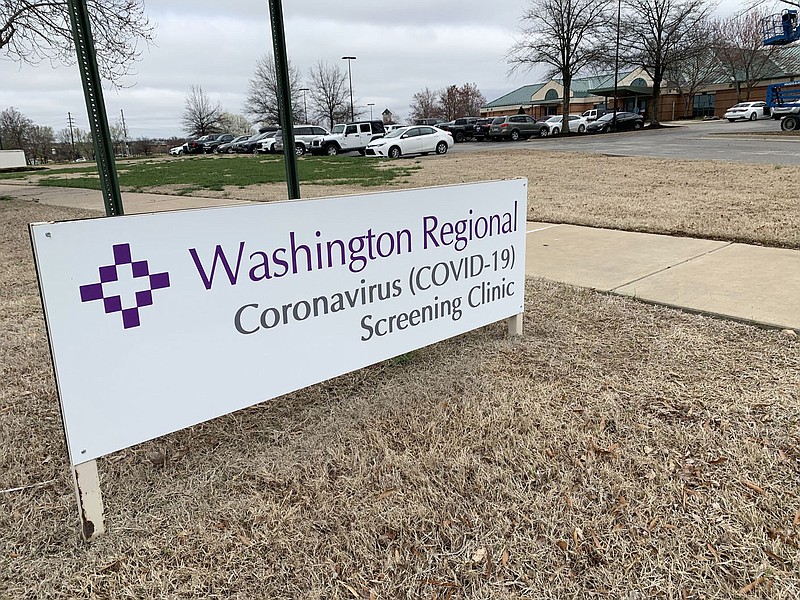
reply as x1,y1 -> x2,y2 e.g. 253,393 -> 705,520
482,83 -> 546,108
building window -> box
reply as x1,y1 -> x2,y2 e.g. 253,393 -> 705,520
545,89 -> 559,100
632,77 -> 647,87
692,93 -> 715,117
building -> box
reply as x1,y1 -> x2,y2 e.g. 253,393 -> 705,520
482,47 -> 800,121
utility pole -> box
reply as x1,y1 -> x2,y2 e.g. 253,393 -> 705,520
342,56 -> 356,122
120,109 -> 129,157
68,112 -> 77,160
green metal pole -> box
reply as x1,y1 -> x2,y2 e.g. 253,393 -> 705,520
268,0 -> 300,200
67,0 -> 124,216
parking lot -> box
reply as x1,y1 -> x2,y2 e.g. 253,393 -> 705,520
450,118 -> 800,165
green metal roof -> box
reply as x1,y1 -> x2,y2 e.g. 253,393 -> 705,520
482,83 -> 546,108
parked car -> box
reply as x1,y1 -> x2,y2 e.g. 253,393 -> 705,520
203,134 -> 234,153
723,101 -> 768,122
474,117 -> 495,141
586,111 -> 644,133
168,144 -> 186,156
541,114 -> 589,136
365,126 -> 452,158
237,131 -> 273,153
272,125 -> 330,156
310,120 -> 386,155
487,115 -> 547,140
255,131 -> 282,154
581,108 -> 607,122
185,134 -> 217,154
216,135 -> 250,154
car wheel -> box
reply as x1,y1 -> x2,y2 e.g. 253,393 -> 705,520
633,121 -> 643,130
454,131 -> 465,143
435,141 -> 448,155
509,130 -> 520,141
539,128 -> 548,138
388,146 -> 402,159
727,119 -> 736,123
295,143 -> 305,156
603,125 -> 611,133
578,124 -> 586,133
781,115 -> 800,131
551,127 -> 560,136
749,112 -> 757,121
325,144 -> 339,156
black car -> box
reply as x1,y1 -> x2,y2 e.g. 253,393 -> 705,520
203,134 -> 234,153
237,131 -> 274,153
185,134 -> 217,154
474,117 -> 494,141
586,111 -> 644,133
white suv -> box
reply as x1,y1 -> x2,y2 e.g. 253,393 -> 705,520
273,125 -> 330,156
310,120 -> 386,156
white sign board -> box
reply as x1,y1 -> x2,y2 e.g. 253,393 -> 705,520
0,149 -> 27,169
31,180 -> 527,465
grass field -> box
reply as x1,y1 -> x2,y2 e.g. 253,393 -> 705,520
0,154 -> 419,193
1,195 -> 798,598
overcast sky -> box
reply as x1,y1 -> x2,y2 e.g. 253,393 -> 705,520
1,0 -> 752,139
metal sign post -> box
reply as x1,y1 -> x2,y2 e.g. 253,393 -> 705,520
268,0 -> 301,200
65,0 -> 124,541
67,0 -> 124,217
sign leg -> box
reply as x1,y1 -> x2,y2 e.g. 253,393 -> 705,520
507,313 -> 523,337
72,459 -> 105,541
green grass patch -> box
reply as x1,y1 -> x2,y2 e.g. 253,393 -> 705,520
6,155 -> 419,192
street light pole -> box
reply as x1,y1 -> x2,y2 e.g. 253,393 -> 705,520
612,0 -> 621,132
367,103 -> 375,120
299,87 -> 309,123
342,56 -> 356,121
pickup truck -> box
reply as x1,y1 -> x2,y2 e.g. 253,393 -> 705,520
437,117 -> 480,142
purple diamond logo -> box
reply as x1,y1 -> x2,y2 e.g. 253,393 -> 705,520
79,243 -> 170,329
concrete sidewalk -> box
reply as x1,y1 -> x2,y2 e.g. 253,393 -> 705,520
526,222 -> 800,332
3,183 -> 798,332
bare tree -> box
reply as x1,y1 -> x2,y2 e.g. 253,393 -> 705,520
0,107 -> 32,150
308,60 -> 350,129
409,87 -> 443,121
27,125 -> 54,164
664,19 -> 719,118
509,0 -> 613,135
712,9 -> 779,103
621,0 -> 712,126
181,85 -> 222,137
438,83 -> 487,120
244,54 -> 303,126
0,0 -> 154,83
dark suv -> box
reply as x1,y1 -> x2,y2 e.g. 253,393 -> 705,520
185,134 -> 217,154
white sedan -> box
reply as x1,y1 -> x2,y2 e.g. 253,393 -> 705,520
168,144 -> 185,156
724,101 -> 767,122
541,114 -> 589,135
366,126 -> 453,158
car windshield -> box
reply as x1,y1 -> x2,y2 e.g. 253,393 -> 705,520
545,116 -> 562,122
596,113 -> 616,122
384,128 -> 408,138
332,124 -> 345,134
730,104 -> 748,109
491,118 -> 505,124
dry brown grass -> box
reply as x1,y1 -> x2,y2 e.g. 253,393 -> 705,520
2,199 -> 798,598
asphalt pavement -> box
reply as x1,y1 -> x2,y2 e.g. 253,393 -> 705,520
453,118 -> 800,166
